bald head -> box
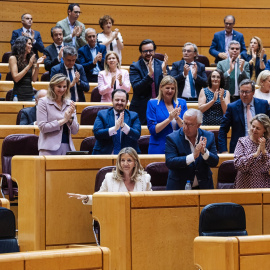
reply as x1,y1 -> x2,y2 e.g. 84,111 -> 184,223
35,89 -> 47,104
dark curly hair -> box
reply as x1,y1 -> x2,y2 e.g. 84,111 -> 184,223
11,36 -> 34,69
207,69 -> 225,89
99,15 -> 114,30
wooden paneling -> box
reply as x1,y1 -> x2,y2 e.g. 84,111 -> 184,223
201,0 -> 270,8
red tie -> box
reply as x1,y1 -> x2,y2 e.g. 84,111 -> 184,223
151,72 -> 156,98
246,104 -> 252,129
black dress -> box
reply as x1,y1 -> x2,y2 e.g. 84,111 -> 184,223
13,66 -> 34,101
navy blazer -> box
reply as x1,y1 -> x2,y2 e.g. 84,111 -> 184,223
146,98 -> 187,154
129,58 -> 170,125
240,52 -> 267,79
19,106 -> 36,125
92,108 -> 141,154
10,28 -> 44,58
78,44 -> 107,82
165,128 -> 219,190
209,30 -> 246,63
170,60 -> 207,98
50,62 -> 89,102
218,98 -> 270,153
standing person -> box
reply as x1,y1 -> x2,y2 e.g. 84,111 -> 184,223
97,15 -> 124,64
129,39 -> 170,125
9,36 -> 46,101
68,147 -> 152,205
240,36 -> 266,81
209,15 -> 246,64
98,51 -> 130,102
234,114 -> 270,188
255,70 -> 270,103
165,109 -> 219,190
56,3 -> 87,50
198,70 -> 230,125
37,74 -> 79,155
10,13 -> 45,58
147,76 -> 187,154
171,42 -> 208,101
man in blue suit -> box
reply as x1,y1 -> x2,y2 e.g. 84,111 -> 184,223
171,42 -> 207,101
78,28 -> 106,82
92,89 -> 141,155
10,13 -> 44,58
218,79 -> 270,153
50,46 -> 89,102
166,109 -> 219,190
209,15 -> 246,64
129,39 -> 170,125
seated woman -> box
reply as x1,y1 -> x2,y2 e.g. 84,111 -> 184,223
254,70 -> 270,103
146,75 -> 187,154
234,114 -> 270,188
9,36 -> 46,101
37,73 -> 79,155
98,51 -> 130,102
97,15 -> 124,64
68,147 -> 152,205
241,36 -> 266,81
198,70 -> 230,125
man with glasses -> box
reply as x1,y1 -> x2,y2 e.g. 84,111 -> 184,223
165,109 -> 219,190
217,40 -> 250,102
129,39 -> 170,125
218,79 -> 270,153
56,3 -> 87,50
171,42 -> 207,101
209,15 -> 246,64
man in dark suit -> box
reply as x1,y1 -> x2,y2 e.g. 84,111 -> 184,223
19,89 -> 47,125
10,13 -> 44,58
166,109 -> 219,190
50,46 -> 89,102
171,42 -> 207,102
218,79 -> 270,153
129,39 -> 170,125
78,28 -> 106,82
92,89 -> 141,155
44,26 -> 72,74
209,15 -> 246,63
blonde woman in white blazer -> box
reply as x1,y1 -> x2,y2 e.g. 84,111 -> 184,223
68,147 -> 152,205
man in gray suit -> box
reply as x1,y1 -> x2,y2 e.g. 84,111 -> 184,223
56,3 -> 87,50
217,40 -> 250,102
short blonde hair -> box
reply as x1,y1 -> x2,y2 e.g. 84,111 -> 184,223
104,51 -> 120,74
113,147 -> 144,182
249,114 -> 270,139
157,75 -> 178,105
256,70 -> 270,86
248,36 -> 263,57
47,73 -> 71,101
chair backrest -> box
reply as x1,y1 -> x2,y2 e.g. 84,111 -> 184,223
217,160 -> 237,189
145,162 -> 168,191
208,130 -> 219,152
5,72 -> 13,81
91,87 -> 102,102
2,52 -> 11,63
199,203 -> 248,236
41,71 -> 50,81
95,166 -> 116,192
138,135 -> 150,154
6,89 -> 37,101
80,106 -> 111,125
196,54 -> 210,67
16,109 -> 24,125
0,207 -> 19,253
138,53 -> 164,61
80,136 -> 96,155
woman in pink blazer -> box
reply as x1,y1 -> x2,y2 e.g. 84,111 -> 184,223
98,51 -> 130,102
37,73 -> 79,155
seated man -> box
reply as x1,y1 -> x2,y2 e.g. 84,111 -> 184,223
50,46 -> 89,102
129,39 -> 169,125
165,109 -> 219,190
19,89 -> 47,125
171,42 -> 207,101
78,28 -> 106,82
218,79 -> 270,153
217,40 -> 250,102
209,15 -> 246,64
10,13 -> 44,58
56,3 -> 87,50
44,26 -> 72,74
92,89 -> 141,155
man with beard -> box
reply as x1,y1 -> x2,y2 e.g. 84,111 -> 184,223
92,89 -> 141,155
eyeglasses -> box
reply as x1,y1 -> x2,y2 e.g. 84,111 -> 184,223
73,11 -> 82,14
142,50 -> 154,54
239,90 -> 253,95
225,22 -> 234,26
182,49 -> 195,53
229,47 -> 240,51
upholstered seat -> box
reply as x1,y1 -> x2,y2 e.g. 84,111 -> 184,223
80,106 -> 111,125
217,160 -> 237,189
145,162 -> 168,191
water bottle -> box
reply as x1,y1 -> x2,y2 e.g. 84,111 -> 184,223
32,96 -> 35,102
185,180 -> 192,190
13,95 -> 18,102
